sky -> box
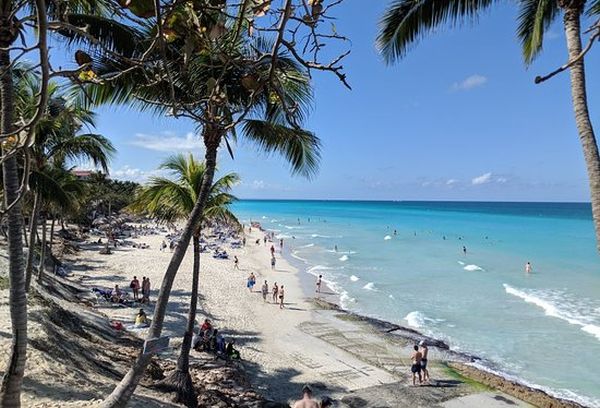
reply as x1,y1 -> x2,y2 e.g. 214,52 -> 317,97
65,1 -> 600,202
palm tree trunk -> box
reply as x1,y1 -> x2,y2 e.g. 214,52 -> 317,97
49,216 -> 55,249
100,131 -> 222,408
25,191 -> 41,290
0,46 -> 28,408
22,215 -> 28,246
160,232 -> 201,407
562,5 -> 600,250
37,214 -> 47,282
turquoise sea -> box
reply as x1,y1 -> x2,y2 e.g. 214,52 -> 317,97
232,200 -> 600,407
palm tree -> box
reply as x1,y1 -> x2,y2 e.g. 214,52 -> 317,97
16,77 -> 115,290
378,0 -> 600,250
81,9 -> 320,408
129,154 -> 239,406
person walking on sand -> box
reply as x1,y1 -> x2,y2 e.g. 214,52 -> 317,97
316,275 -> 322,293
247,273 -> 256,292
410,345 -> 423,385
292,385 -> 319,408
279,285 -> 285,309
270,244 -> 275,256
525,261 -> 532,274
234,255 -> 239,270
271,255 -> 276,270
261,280 -> 269,302
272,282 -> 279,303
419,340 -> 429,382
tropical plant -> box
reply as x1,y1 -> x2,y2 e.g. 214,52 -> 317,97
129,153 -> 239,406
85,11 -> 320,408
15,76 -> 115,290
377,0 -> 600,250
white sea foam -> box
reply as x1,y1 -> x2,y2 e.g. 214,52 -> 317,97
275,234 -> 292,239
339,255 -> 349,262
310,234 -> 341,238
261,216 -> 267,219
363,282 -> 377,291
350,275 -> 359,282
306,265 -> 336,275
339,291 -> 356,308
457,261 -> 465,266
463,264 -> 484,271
384,235 -> 392,240
290,251 -> 308,263
388,294 -> 395,299
299,243 -> 315,248
503,284 -> 600,341
404,311 -> 445,329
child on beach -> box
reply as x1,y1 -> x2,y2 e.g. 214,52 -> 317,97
272,282 -> 278,303
261,280 -> 269,302
316,275 -> 322,293
234,256 -> 239,270
279,285 -> 285,309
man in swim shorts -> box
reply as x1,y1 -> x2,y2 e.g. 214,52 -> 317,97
419,340 -> 429,382
292,385 -> 319,408
410,344 -> 422,385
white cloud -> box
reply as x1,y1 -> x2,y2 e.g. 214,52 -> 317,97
252,180 -> 266,190
111,165 -> 165,183
496,177 -> 508,184
472,172 -> 493,185
446,179 -> 459,185
452,74 -> 487,91
130,131 -> 203,152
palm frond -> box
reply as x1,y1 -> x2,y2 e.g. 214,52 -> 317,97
241,119 -> 320,179
517,0 -> 559,64
377,0 -> 496,63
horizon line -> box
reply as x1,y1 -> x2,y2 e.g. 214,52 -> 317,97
235,198 -> 591,204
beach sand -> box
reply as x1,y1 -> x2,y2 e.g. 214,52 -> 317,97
0,222 -> 581,407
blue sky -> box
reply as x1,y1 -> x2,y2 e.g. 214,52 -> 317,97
70,1 -> 600,201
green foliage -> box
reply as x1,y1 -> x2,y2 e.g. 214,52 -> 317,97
129,154 -> 240,229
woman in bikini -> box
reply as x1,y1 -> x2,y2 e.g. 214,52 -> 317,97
272,282 -> 278,303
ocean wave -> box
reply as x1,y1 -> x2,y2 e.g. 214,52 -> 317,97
310,233 -> 341,238
261,216 -> 267,219
275,234 -> 292,239
463,264 -> 484,271
404,311 -> 445,329
339,291 -> 356,308
457,261 -> 465,266
388,294 -> 395,299
299,243 -> 315,248
363,282 -> 377,291
290,251 -> 308,263
384,235 -> 392,240
503,284 -> 600,341
306,265 -> 337,275
339,255 -> 349,262
350,275 -> 360,282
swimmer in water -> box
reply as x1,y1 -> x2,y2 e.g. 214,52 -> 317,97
525,262 -> 532,274
334,245 -> 338,252
463,246 -> 467,255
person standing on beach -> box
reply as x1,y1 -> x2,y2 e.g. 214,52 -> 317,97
143,277 -> 151,303
316,275 -> 322,293
270,244 -> 275,256
525,261 -> 532,274
279,285 -> 285,309
419,340 -> 429,382
234,256 -> 239,270
271,256 -> 276,270
261,280 -> 269,302
410,345 -> 423,385
272,282 -> 278,303
130,276 -> 140,301
280,238 -> 284,251
292,385 -> 318,408
264,236 -> 267,245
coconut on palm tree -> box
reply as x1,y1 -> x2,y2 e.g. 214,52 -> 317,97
377,0 -> 600,250
129,153 -> 239,406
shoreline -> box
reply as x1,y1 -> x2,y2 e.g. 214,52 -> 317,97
263,223 -> 591,408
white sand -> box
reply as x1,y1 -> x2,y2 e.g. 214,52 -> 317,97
70,225 -> 396,402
